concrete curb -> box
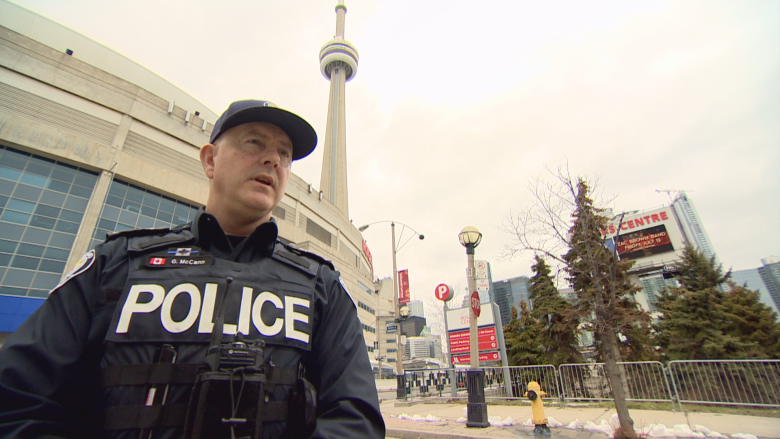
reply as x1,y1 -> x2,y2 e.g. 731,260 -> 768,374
387,429 -> 490,439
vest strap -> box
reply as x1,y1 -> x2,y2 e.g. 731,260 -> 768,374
104,403 -> 188,430
101,364 -> 200,387
103,402 -> 289,430
101,363 -> 299,388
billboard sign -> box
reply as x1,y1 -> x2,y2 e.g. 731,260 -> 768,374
616,224 -> 674,260
398,269 -> 410,304
600,207 -> 685,266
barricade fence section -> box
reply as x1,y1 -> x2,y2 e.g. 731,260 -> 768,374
400,360 -> 778,410
668,360 -> 780,409
484,365 -> 559,401
559,361 -> 673,406
403,369 -> 455,399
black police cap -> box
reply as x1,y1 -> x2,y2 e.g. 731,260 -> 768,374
210,100 -> 318,161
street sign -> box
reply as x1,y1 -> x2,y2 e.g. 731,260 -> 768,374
476,260 -> 488,279
435,284 -> 453,301
386,324 -> 397,334
451,351 -> 500,365
448,327 -> 498,353
470,291 -> 481,318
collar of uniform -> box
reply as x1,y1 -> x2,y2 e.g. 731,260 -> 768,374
192,208 -> 278,258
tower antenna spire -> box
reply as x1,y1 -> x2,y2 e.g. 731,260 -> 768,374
655,189 -> 692,204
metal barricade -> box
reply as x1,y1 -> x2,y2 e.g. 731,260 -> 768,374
668,359 -> 780,409
559,361 -> 674,408
482,365 -> 560,401
403,369 -> 453,399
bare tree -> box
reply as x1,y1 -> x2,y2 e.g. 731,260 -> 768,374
501,165 -> 641,438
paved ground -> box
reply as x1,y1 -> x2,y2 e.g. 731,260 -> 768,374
380,398 -> 780,439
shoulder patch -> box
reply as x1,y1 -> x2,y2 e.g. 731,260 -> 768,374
50,250 -> 95,294
279,241 -> 335,270
106,227 -> 172,242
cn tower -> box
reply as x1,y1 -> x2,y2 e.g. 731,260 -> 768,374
319,2 -> 358,217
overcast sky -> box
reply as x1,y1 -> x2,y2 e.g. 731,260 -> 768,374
10,0 -> 780,307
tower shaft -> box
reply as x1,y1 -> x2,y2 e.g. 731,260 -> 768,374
320,65 -> 350,215
319,3 -> 358,217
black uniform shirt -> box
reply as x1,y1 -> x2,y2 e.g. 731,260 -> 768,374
0,210 -> 385,438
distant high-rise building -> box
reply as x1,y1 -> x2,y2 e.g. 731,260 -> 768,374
404,334 -> 443,361
670,191 -> 719,264
493,276 -> 531,327
758,257 -> 780,312
638,273 -> 679,313
400,316 -> 426,338
732,267 -> 779,315
407,300 -> 425,318
558,288 -> 594,350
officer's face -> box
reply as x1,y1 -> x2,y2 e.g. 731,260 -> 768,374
201,122 -> 293,230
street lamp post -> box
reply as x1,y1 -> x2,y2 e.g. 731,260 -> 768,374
359,221 -> 424,399
459,226 -> 489,428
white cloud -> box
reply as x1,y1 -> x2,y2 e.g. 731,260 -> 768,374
11,0 -> 779,311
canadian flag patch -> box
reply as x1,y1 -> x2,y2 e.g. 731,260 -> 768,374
149,257 -> 166,265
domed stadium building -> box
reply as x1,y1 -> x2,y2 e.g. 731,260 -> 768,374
0,1 -> 381,352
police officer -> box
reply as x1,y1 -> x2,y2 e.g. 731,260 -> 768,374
0,100 -> 385,438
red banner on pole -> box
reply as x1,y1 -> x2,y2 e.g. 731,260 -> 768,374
398,269 -> 410,304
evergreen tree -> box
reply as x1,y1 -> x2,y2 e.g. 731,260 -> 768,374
722,282 -> 780,358
610,295 -> 659,362
562,179 -> 643,436
654,245 -> 755,360
528,255 -> 584,365
503,303 -> 544,366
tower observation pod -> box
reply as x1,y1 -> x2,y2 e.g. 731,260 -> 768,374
318,2 -> 358,217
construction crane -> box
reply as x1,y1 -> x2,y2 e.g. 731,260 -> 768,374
655,189 -> 693,204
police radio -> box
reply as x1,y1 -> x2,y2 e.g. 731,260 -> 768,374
183,277 -> 268,439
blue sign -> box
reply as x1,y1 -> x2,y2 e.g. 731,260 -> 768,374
386,324 -> 397,333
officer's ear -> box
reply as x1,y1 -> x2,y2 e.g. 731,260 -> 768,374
200,142 -> 217,179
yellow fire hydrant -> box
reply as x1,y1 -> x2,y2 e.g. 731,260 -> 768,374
525,381 -> 551,435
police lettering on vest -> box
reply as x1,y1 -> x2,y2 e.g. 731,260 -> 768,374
106,278 -> 313,351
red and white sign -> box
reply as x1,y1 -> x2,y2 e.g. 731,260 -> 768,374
470,291 -> 481,318
398,269 -> 410,305
435,284 -> 453,302
362,239 -> 372,267
448,327 -> 498,353
451,351 -> 500,364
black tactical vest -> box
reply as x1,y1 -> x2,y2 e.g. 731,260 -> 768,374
98,228 -> 323,438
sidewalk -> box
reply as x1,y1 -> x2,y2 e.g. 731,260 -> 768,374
381,399 -> 780,439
